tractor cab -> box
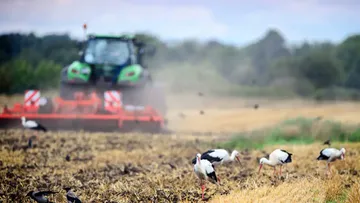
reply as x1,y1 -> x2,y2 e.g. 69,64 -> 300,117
60,34 -> 155,94
78,35 -> 154,68
81,35 -> 135,66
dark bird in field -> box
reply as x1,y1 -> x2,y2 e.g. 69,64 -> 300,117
21,116 -> 47,134
26,190 -> 57,203
27,135 -> 37,149
199,110 -> 204,115
198,92 -> 204,96
28,137 -> 33,148
65,154 -> 71,162
64,187 -> 82,203
254,104 -> 259,109
323,139 -> 331,146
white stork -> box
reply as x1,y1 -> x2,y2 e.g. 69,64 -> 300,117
192,149 -> 241,166
21,116 -> 47,134
193,153 -> 219,200
258,149 -> 293,176
191,149 -> 241,183
316,147 -> 346,175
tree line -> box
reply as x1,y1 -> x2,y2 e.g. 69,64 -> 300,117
0,29 -> 360,100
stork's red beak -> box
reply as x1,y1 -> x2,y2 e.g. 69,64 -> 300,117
258,164 -> 263,174
236,156 -> 241,165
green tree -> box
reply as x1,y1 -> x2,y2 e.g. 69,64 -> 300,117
34,60 -> 62,89
246,28 -> 291,85
296,50 -> 343,89
0,66 -> 12,94
337,34 -> 360,89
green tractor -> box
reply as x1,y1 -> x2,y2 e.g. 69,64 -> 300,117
59,34 -> 167,116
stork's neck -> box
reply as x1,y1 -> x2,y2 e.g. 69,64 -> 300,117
196,157 -> 201,165
195,157 -> 204,172
335,150 -> 342,157
230,151 -> 237,161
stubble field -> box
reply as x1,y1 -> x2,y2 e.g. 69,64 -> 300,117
1,94 -> 360,202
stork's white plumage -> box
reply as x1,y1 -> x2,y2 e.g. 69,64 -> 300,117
258,149 -> 293,176
21,116 -> 47,133
317,147 -> 346,175
193,153 -> 218,200
191,149 -> 241,183
192,149 -> 241,166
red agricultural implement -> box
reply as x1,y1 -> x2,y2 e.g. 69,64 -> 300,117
0,90 -> 166,133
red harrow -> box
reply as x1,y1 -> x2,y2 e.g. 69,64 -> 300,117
0,90 -> 166,133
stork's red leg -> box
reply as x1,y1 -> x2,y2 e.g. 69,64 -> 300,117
201,181 -> 205,200
273,167 -> 277,176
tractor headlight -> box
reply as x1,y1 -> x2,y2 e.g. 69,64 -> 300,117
126,71 -> 135,77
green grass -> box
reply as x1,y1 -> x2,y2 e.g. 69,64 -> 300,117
348,128 -> 360,142
219,117 -> 360,150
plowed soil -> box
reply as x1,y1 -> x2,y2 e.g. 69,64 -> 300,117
1,95 -> 360,202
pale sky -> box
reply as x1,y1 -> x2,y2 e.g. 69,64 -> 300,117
1,0 -> 359,45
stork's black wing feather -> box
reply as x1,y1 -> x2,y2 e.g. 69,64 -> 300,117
206,171 -> 218,183
280,149 -> 292,156
317,149 -> 330,160
201,150 -> 222,163
202,149 -> 215,154
192,149 -> 220,165
191,157 -> 196,165
282,155 -> 292,163
279,149 -> 292,163
35,123 -> 47,132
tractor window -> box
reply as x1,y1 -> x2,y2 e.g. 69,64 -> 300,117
84,39 -> 130,65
